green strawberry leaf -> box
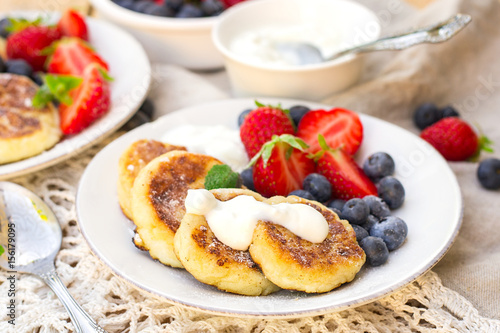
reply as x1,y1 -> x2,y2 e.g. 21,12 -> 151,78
204,164 -> 241,190
32,74 -> 83,108
248,134 -> 310,168
98,67 -> 114,82
0,245 -> 4,256
6,17 -> 43,33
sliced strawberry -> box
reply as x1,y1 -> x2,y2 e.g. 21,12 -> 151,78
297,108 -> 363,155
240,102 -> 294,158
250,134 -> 315,197
6,25 -> 62,71
58,63 -> 111,134
47,37 -> 109,76
314,135 -> 376,200
57,9 -> 89,41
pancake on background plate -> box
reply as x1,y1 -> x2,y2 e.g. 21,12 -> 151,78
0,74 -> 61,164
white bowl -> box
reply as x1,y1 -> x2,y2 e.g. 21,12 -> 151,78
90,0 -> 224,70
212,0 -> 381,101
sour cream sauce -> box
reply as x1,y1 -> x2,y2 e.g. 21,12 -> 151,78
162,124 -> 248,172
185,189 -> 329,251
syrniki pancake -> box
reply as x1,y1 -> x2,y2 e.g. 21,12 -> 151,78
117,139 -> 186,219
0,74 -> 61,164
249,195 -> 366,293
131,150 -> 223,268
174,189 -> 280,296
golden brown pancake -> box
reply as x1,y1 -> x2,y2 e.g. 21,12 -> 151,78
130,150 -> 223,268
174,188 -> 280,296
249,195 -> 366,293
0,74 -> 61,164
117,139 -> 186,219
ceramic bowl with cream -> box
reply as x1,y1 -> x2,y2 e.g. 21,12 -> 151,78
212,0 -> 381,101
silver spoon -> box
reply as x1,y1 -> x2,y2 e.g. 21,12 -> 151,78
0,181 -> 107,333
274,13 -> 472,66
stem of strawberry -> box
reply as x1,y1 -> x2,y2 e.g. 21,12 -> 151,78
247,134 -> 309,168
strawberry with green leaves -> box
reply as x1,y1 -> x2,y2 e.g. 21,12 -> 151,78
240,102 -> 295,158
6,18 -> 62,71
312,135 -> 377,200
297,107 -> 363,155
420,117 -> 493,161
46,37 -> 109,76
249,134 -> 315,197
57,9 -> 89,41
33,63 -> 111,135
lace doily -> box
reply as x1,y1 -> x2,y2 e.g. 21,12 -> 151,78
1,136 -> 499,333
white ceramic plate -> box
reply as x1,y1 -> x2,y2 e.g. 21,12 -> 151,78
0,13 -> 151,180
76,98 -> 462,318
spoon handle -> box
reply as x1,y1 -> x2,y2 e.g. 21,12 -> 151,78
37,262 -> 107,333
330,13 -> 471,60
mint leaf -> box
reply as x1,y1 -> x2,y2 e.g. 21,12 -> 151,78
33,74 -> 83,108
32,84 -> 54,108
204,165 -> 241,190
0,245 -> 4,256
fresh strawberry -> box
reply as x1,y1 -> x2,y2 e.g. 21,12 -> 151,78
314,135 -> 377,200
57,9 -> 89,41
46,37 -> 109,76
296,108 -> 363,155
6,25 -> 62,71
250,134 -> 315,197
240,102 -> 294,158
55,63 -> 111,134
420,117 -> 492,161
220,0 -> 246,8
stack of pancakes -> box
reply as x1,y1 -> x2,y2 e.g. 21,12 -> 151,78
0,74 -> 61,164
118,139 -> 366,296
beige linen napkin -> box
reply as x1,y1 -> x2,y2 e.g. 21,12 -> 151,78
323,0 -> 500,319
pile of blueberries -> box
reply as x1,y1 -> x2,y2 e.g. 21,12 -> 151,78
0,19 -> 41,84
238,105 -> 408,267
112,0 -> 226,18
414,102 -> 500,190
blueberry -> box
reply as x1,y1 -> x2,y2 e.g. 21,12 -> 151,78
165,0 -> 184,11
360,236 -> 389,267
413,102 -> 440,130
6,59 -> 33,77
327,199 -> 346,212
112,0 -> 135,10
361,214 -> 379,232
341,198 -> 369,225
238,108 -> 252,127
176,4 -> 204,18
377,176 -> 405,209
303,173 -> 331,202
145,4 -> 174,16
477,158 -> 500,190
289,189 -> 315,200
351,224 -> 369,243
0,18 -> 11,38
329,207 -> 342,218
201,0 -> 225,16
31,72 -> 44,86
362,195 -> 391,219
289,105 -> 310,126
132,0 -> 156,13
240,167 -> 255,191
439,105 -> 460,119
370,216 -> 408,251
0,56 -> 5,73
139,98 -> 155,119
363,152 -> 395,182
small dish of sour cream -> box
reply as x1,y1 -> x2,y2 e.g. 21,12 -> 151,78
212,0 -> 380,101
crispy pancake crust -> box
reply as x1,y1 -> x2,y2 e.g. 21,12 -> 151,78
0,74 -> 61,164
117,139 -> 186,219
249,195 -> 366,293
131,150 -> 223,268
174,189 -> 280,296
